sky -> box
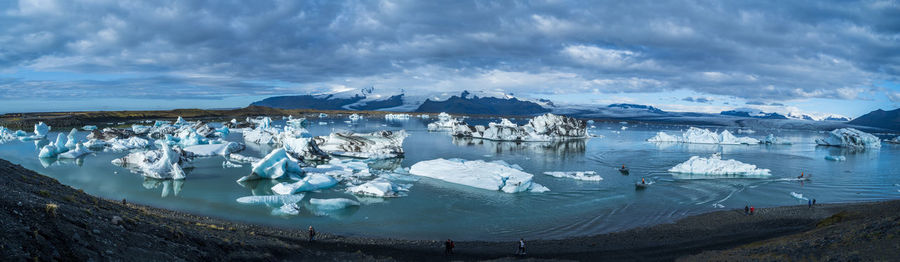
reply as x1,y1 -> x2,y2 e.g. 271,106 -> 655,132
1,0 -> 898,118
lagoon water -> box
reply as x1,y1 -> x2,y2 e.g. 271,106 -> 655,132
1,117 -> 898,241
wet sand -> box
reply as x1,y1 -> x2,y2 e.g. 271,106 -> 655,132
1,158 -> 897,261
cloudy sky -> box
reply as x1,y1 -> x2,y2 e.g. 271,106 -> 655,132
1,0 -> 898,117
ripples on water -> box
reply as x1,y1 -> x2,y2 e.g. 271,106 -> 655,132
0,118 -> 898,240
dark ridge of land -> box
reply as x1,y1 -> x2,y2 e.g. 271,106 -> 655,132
1,158 -> 898,261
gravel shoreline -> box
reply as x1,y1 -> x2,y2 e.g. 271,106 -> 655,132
1,158 -> 897,261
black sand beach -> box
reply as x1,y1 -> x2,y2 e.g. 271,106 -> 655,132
1,158 -> 898,261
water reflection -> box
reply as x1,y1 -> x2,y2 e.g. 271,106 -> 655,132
451,137 -> 586,156
142,178 -> 184,198
39,156 -> 85,167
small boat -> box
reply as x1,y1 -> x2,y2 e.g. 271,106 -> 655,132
619,168 -> 629,174
635,182 -> 649,189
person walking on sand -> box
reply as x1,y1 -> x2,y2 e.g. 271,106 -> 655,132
444,239 -> 454,255
808,199 -> 812,208
517,238 -> 526,255
813,199 -> 817,206
308,226 -> 316,242
744,205 -> 749,215
750,206 -> 755,215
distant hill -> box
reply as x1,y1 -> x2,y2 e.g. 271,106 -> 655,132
720,110 -> 788,119
848,108 -> 900,131
414,91 -> 550,115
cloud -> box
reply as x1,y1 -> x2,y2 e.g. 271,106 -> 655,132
0,0 -> 896,104
683,96 -> 712,103
745,101 -> 766,105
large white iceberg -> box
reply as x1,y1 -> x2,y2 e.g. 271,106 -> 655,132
107,137 -> 151,151
58,143 -> 91,159
409,158 -> 547,193
384,114 -> 411,121
346,178 -> 408,197
668,153 -> 771,177
38,133 -> 70,158
111,143 -> 189,179
764,134 -> 791,145
313,130 -> 407,159
183,142 -> 244,157
64,128 -> 79,149
886,136 -> 900,144
237,148 -> 304,182
426,112 -> 458,131
18,122 -> 50,141
647,127 -> 760,145
815,128 -> 881,149
451,114 -> 588,142
543,171 -> 603,181
0,126 -> 16,142
271,173 -> 338,195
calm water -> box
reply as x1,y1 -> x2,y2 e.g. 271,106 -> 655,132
2,117 -> 899,241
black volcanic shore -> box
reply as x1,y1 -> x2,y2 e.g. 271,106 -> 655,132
1,159 -> 898,261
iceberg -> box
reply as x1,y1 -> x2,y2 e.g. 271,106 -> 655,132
409,158 -> 547,193
346,178 -> 408,197
308,198 -> 360,210
64,128 -> 79,149
111,143 -> 190,180
825,155 -> 846,161
82,125 -> 98,131
58,143 -> 91,159
107,137 -> 151,151
282,136 -> 329,161
668,153 -> 771,178
763,134 -> 791,145
237,148 -> 304,182
815,128 -> 881,149
790,192 -> 808,201
83,139 -> 108,150
38,133 -> 69,158
313,130 -> 407,159
349,114 -> 362,121
227,153 -> 261,163
426,112 -> 458,131
384,114 -> 411,121
319,113 -> 328,118
34,122 -> 50,137
174,116 -> 189,126
886,136 -> 900,144
222,161 -> 243,168
450,114 -> 588,142
183,142 -> 244,157
271,173 -> 339,195
0,126 -> 15,142
647,127 -> 760,145
543,171 -> 603,181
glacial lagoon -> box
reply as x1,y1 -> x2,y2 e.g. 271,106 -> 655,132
1,117 -> 898,241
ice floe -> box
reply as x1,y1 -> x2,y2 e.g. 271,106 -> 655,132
82,125 -> 98,131
668,153 -> 771,177
450,113 -> 588,142
543,171 -> 603,181
222,161 -> 243,168
426,112 -> 459,131
58,143 -> 91,159
0,126 -> 16,143
349,114 -> 362,121
825,155 -> 846,161
271,173 -> 339,195
38,133 -> 69,158
815,128 -> 881,149
790,192 -> 808,200
107,137 -> 151,151
64,128 -> 79,149
238,148 -> 304,182
183,142 -> 245,157
385,113 -> 411,121
409,158 -> 547,193
308,198 -> 360,210
313,130 -> 407,159
346,178 -> 408,197
647,127 -> 760,145
763,134 -> 791,145
111,143 -> 190,179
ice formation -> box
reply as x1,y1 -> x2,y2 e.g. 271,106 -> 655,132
107,137 -> 151,151
111,143 -> 189,179
384,114 -> 411,121
58,143 -> 91,159
450,113 -> 588,142
183,142 -> 245,157
346,178 -> 408,197
815,128 -> 881,149
313,130 -> 407,159
18,122 -> 50,141
222,161 -> 243,168
825,155 -> 846,161
308,198 -> 360,210
349,114 -> 362,121
0,126 -> 15,142
319,113 -> 328,118
426,112 -> 458,131
38,133 -> 69,158
668,153 -> 771,177
647,127 -> 760,145
64,128 -> 79,149
790,192 -> 808,201
763,134 -> 791,145
886,136 -> 900,144
237,148 -> 304,182
271,173 -> 339,195
409,158 -> 547,193
543,171 -> 603,181
281,136 -> 329,161
82,125 -> 98,131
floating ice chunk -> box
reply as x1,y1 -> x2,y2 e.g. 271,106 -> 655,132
647,127 -> 760,145
58,143 -> 91,159
543,171 -> 603,181
183,142 -> 244,157
349,114 -> 362,121
34,122 -> 50,137
427,112 -> 458,131
319,113 -> 328,118
886,136 -> 900,144
385,114 -> 411,121
222,161 -> 243,168
132,124 -> 151,134
737,129 -> 755,134
236,194 -> 305,206
668,153 -> 771,177
318,122 -> 328,125
790,192 -> 808,200
271,173 -> 338,195
238,148 -> 303,182
451,113 -> 588,142
764,134 -> 792,145
107,137 -> 151,151
313,130 -> 407,159
815,128 -> 881,149
0,126 -> 16,142
825,155 -> 846,161
282,136 -> 329,161
346,178 -> 408,197
409,158 -> 547,193
308,198 -> 359,210
83,139 -> 108,150
111,143 -> 189,179
227,153 -> 261,163
38,133 -> 69,158
82,125 -> 98,131
215,126 -> 230,136
621,126 -> 628,130
64,128 -> 79,149
174,116 -> 189,126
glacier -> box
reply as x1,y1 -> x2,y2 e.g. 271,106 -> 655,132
668,153 -> 771,178
815,128 -> 881,149
647,127 -> 760,145
409,158 -> 547,193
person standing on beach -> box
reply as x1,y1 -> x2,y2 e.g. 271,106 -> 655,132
744,205 -> 749,215
444,239 -> 454,255
517,238 -> 526,255
308,226 -> 316,242
813,199 -> 816,206
808,199 -> 812,208
750,206 -> 755,215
